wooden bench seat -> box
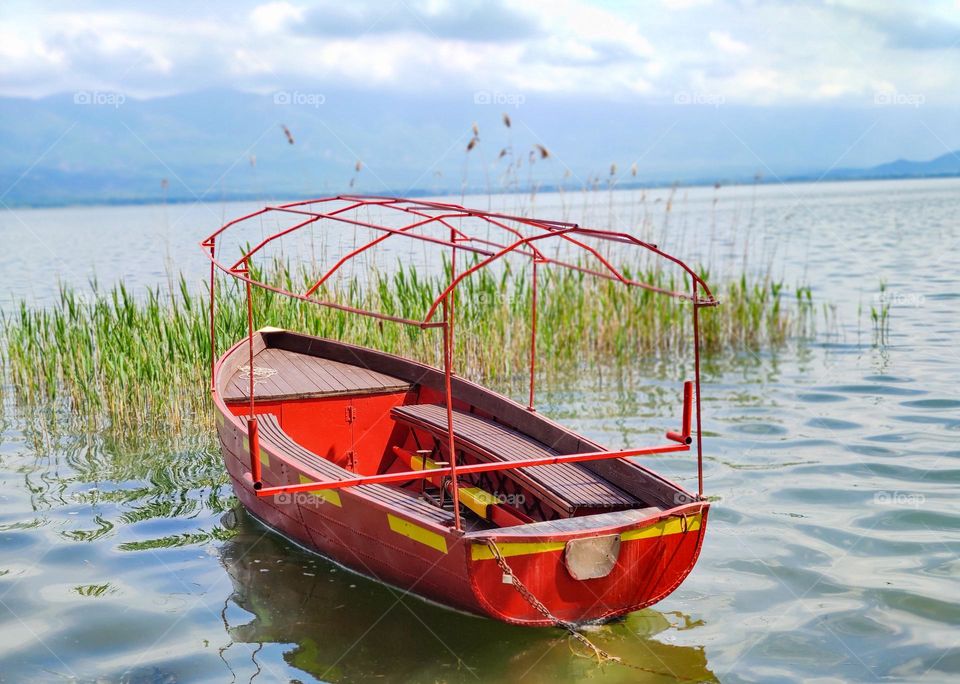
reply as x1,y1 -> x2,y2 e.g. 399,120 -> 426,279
255,414 -> 454,527
391,404 -> 639,515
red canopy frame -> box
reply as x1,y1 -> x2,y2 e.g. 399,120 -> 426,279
202,196 -> 717,530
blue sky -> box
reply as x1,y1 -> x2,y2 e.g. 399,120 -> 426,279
1,0 -> 958,106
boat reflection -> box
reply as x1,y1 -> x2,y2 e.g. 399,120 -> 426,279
217,508 -> 716,683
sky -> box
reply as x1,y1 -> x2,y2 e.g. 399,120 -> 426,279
1,0 -> 959,106
1,0 -> 959,204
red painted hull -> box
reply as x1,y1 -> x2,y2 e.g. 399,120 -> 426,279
213,333 -> 709,626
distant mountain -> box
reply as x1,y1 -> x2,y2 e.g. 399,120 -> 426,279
825,151 -> 960,180
0,89 -> 958,206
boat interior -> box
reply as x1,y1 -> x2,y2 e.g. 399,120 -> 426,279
221,331 -> 694,531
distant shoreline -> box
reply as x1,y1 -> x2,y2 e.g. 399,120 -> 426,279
4,171 -> 959,211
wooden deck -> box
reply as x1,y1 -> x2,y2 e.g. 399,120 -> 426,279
391,403 -> 639,513
223,347 -> 412,402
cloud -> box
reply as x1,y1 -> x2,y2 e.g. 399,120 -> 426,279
250,1 -> 304,33
857,8 -> 960,50
0,0 -> 958,107
292,0 -> 543,43
708,30 -> 749,55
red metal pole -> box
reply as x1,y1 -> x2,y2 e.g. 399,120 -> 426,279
442,317 -> 462,530
255,442 -> 691,496
528,258 -> 539,411
446,223 -> 462,529
666,381 -> 694,444
245,259 -> 261,486
249,417 -> 261,487
208,240 -> 216,393
692,282 -> 704,498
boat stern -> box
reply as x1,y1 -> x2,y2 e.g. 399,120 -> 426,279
465,503 -> 709,626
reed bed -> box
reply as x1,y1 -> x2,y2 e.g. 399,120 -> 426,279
2,260 -> 814,435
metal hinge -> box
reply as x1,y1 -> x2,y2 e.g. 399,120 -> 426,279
345,406 -> 356,423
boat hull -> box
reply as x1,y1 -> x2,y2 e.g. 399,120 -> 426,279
216,404 -> 708,625
213,331 -> 709,625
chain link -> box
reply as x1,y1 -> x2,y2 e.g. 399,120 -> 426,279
483,538 -> 620,664
482,538 -> 697,680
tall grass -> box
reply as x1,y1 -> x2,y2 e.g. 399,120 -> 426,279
2,259 -> 814,435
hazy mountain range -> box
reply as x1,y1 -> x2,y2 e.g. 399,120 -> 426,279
1,89 -> 958,207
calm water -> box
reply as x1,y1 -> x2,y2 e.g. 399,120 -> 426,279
1,179 -> 958,682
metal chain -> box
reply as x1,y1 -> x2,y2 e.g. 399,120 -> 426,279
482,538 -> 696,680
483,538 -> 621,664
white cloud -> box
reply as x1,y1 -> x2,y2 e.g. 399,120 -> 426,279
250,2 -> 304,33
0,0 -> 957,106
661,0 -> 714,9
708,30 -> 749,55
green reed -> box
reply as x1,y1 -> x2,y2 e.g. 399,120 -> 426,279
2,259 -> 814,434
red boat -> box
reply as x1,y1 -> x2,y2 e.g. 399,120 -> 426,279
202,196 -> 716,627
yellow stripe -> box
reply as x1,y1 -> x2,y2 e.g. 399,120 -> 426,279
620,513 -> 701,541
471,540 -> 565,561
298,474 -> 342,507
471,513 -> 702,561
387,514 -> 448,554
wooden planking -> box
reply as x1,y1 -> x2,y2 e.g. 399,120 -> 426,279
392,404 -> 638,511
223,347 -> 412,402
256,414 -> 453,526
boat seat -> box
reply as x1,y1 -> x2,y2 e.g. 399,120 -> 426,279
390,404 -> 639,515
255,414 -> 455,527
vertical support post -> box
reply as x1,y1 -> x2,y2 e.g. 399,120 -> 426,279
442,317 -> 462,530
528,258 -> 539,411
692,281 -> 704,498
444,224 -> 462,530
449,225 -> 456,325
682,380 -> 693,438
208,240 -> 216,393
245,258 -> 261,486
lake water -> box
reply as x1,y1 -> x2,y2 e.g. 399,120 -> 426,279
1,179 -> 958,682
